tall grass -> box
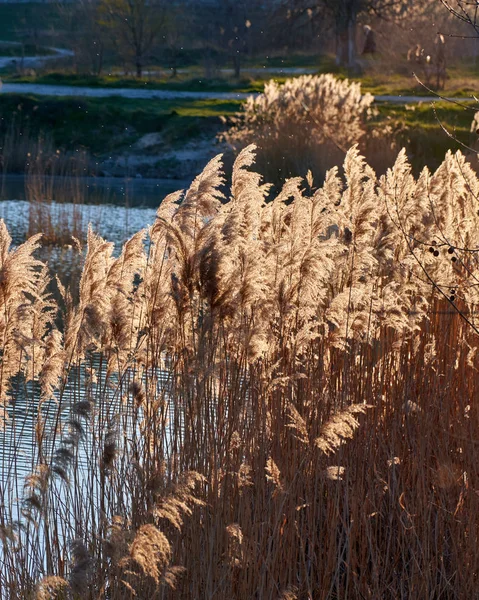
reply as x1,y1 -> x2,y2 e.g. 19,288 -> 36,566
0,145 -> 478,598
0,116 -> 97,247
0,120 -> 56,178
26,151 -> 92,246
222,74 -> 398,185
0,118 -> 93,179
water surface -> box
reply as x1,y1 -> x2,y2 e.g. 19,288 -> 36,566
0,174 -> 189,209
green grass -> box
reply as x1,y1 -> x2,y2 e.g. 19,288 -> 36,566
369,100 -> 477,173
244,53 -> 331,70
357,60 -> 479,98
6,60 -> 479,100
1,52 -> 337,92
0,89 -> 474,176
4,71 -> 265,93
0,94 -> 242,156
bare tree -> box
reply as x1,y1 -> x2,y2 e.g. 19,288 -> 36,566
56,0 -> 105,75
195,0 -> 254,79
440,1 -> 479,36
221,0 -> 253,78
97,0 -> 166,77
276,0 -> 410,69
266,0 -> 325,52
327,0 -> 413,69
162,5 -> 187,79
76,0 -> 105,75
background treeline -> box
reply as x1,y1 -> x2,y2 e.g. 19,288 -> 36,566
2,0 -> 477,77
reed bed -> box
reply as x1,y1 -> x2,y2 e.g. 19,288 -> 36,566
26,150 -> 93,246
0,145 -> 478,599
0,117 -> 93,180
0,117 -> 95,247
222,74 -> 398,185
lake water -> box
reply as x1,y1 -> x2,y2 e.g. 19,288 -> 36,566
0,179 -> 178,591
0,174 -> 190,208
0,199 -> 158,248
0,357 -> 171,590
0,174 -> 188,246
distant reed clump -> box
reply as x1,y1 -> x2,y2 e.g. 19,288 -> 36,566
1,146 -> 479,598
222,74 -> 394,185
26,150 -> 91,245
0,117 -> 93,178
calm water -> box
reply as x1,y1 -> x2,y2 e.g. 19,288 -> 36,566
0,357 -> 172,589
0,173 -> 188,247
0,177 -> 179,579
0,199 -> 158,247
0,174 -> 190,209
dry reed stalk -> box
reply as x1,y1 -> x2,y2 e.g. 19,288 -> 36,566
26,150 -> 91,246
1,145 -> 479,598
222,74 -> 376,185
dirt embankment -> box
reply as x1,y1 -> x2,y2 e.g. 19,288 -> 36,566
97,133 -> 229,180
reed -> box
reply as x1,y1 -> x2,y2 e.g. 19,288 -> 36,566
0,145 -> 478,599
25,150 -> 92,246
0,117 -> 93,179
221,74 -> 398,186
0,118 -> 96,247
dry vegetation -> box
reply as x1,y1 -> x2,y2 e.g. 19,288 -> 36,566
0,140 -> 478,598
25,152 -> 92,246
222,74 -> 397,184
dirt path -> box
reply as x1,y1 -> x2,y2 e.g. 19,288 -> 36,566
0,81 -> 475,104
0,82 -> 251,100
0,44 -> 73,70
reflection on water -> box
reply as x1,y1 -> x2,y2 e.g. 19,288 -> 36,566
0,200 -> 158,308
0,199 -> 157,248
0,351 -> 172,582
0,184 -> 172,581
0,174 -> 190,209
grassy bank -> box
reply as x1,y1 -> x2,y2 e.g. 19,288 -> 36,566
0,94 -> 241,175
358,62 -> 479,97
0,94 -> 241,152
0,92 -> 475,178
5,56 -> 479,98
3,72 -> 265,93
372,100 -> 477,171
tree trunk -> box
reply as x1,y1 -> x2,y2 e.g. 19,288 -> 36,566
136,60 -> 142,78
336,18 -> 357,69
95,48 -> 103,76
233,54 -> 241,78
347,20 -> 356,67
334,2 -> 359,71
